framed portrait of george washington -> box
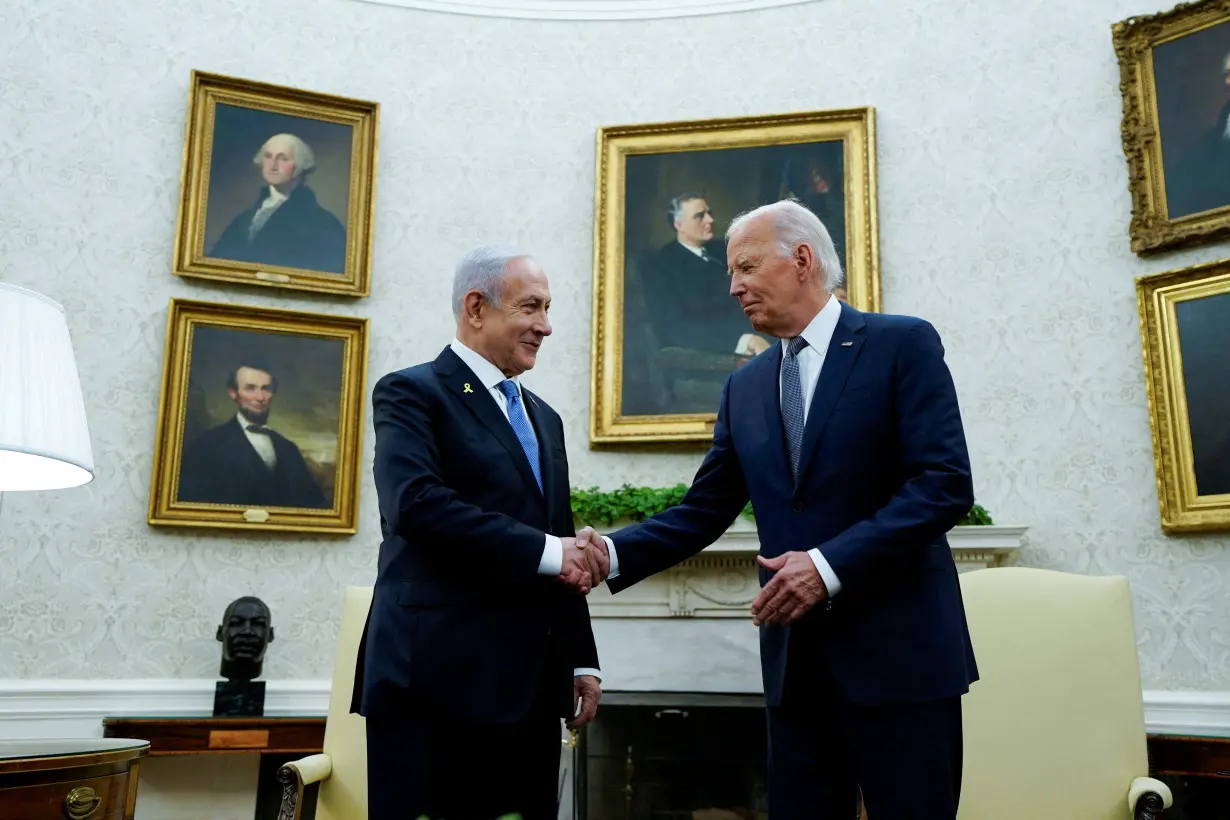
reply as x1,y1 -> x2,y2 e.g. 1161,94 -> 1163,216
148,299 -> 369,534
589,108 -> 880,445
1137,259 -> 1230,533
1114,0 -> 1230,254
172,71 -> 379,296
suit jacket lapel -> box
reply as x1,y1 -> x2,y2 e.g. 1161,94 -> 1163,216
521,388 -> 555,518
794,306 -> 867,491
434,347 -> 543,499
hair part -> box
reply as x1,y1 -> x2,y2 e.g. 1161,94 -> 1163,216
726,199 -> 845,293
227,364 -> 278,392
452,244 -> 534,320
252,133 -> 316,178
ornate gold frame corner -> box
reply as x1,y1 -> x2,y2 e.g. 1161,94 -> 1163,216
589,107 -> 881,445
172,70 -> 379,297
1136,259 -> 1230,532
147,298 -> 370,534
1113,0 -> 1230,254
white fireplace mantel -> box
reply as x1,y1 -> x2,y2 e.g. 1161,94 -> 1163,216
589,521 -> 1029,619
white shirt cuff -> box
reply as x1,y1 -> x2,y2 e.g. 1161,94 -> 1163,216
601,536 -> 620,579
539,534 -> 562,575
573,667 -> 601,681
808,548 -> 842,596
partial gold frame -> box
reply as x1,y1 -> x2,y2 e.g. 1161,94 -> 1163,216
172,71 -> 379,296
147,299 -> 370,534
1114,0 -> 1230,254
590,108 -> 880,445
1137,259 -> 1230,532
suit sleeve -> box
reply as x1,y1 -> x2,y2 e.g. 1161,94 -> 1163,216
605,376 -> 750,592
816,320 -> 974,590
372,371 -> 545,580
550,418 -> 601,672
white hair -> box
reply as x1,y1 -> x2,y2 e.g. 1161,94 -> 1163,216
452,245 -> 534,320
252,133 -> 316,177
726,199 -> 845,293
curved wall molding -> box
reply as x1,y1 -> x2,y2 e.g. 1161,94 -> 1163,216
350,0 -> 820,21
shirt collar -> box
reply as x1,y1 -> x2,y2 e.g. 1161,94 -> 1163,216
450,338 -> 520,394
679,240 -> 705,258
793,294 -> 842,354
237,412 -> 268,431
262,185 -> 289,206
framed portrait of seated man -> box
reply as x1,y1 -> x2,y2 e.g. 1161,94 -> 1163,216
147,299 -> 369,534
1115,0 -> 1230,254
172,71 -> 379,296
1138,259 -> 1230,533
590,108 -> 880,444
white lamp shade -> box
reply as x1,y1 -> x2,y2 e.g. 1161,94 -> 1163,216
0,283 -> 94,491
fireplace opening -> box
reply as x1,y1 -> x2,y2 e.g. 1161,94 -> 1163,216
574,692 -> 768,820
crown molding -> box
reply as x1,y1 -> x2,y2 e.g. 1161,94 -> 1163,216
350,0 -> 820,21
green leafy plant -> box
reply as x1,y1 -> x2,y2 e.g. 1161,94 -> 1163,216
570,484 -> 993,527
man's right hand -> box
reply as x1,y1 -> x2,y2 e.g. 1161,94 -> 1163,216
558,527 -> 610,594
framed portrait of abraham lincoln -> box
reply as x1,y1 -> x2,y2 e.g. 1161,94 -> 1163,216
1114,0 -> 1230,254
590,108 -> 880,444
147,299 -> 369,534
1137,259 -> 1230,533
172,71 -> 379,296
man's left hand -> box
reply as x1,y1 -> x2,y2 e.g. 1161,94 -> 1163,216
568,674 -> 601,730
751,552 -> 829,627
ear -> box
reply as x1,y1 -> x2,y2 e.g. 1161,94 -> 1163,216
795,242 -> 815,282
462,291 -> 486,328
268,627 -> 275,643
215,625 -> 223,641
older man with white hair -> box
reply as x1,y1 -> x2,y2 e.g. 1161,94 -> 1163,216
351,245 -> 606,820
208,132 -> 347,274
580,199 -> 979,819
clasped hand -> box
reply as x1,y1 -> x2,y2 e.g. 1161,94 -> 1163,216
751,551 -> 829,627
557,526 -> 608,594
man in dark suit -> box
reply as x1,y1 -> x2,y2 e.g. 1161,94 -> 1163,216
177,363 -> 329,509
583,200 -> 978,819
208,133 -> 347,274
352,245 -> 608,820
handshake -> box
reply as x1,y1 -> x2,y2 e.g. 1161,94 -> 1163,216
557,526 -> 608,594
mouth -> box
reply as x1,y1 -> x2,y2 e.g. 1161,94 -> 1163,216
520,341 -> 541,352
740,302 -> 759,314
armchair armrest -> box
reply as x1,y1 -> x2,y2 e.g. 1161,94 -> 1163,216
277,753 -> 333,820
1129,776 -> 1172,820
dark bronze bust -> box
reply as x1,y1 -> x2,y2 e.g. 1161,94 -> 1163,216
215,596 -> 275,682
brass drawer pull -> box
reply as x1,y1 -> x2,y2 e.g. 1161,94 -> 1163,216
63,786 -> 101,819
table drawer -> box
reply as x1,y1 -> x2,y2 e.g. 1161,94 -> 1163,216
0,770 -> 129,820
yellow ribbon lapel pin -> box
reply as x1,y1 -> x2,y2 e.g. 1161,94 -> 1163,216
463,383 -> 473,394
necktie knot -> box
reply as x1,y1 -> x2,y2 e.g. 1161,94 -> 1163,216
787,336 -> 809,357
497,379 -> 519,401
246,425 -> 271,435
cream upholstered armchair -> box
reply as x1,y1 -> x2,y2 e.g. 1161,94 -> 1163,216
278,586 -> 372,820
956,568 -> 1172,820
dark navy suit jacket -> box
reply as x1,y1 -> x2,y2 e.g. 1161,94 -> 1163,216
607,304 -> 978,707
352,347 -> 599,724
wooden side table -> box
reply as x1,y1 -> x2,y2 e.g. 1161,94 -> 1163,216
0,738 -> 149,820
102,716 -> 325,820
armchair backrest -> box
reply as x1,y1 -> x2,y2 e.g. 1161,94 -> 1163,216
957,568 -> 1149,820
315,585 -> 372,820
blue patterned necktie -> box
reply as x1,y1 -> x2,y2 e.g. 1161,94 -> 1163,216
497,379 -> 543,493
781,336 -> 809,479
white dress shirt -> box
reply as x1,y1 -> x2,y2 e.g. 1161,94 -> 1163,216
449,339 -> 600,681
602,294 -> 845,597
239,413 -> 277,470
249,185 -> 288,239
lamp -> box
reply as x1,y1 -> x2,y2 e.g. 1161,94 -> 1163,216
0,283 -> 94,491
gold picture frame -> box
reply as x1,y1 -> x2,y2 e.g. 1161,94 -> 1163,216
1114,0 -> 1230,254
590,108 -> 880,444
148,299 -> 369,534
173,71 -> 379,296
1137,259 -> 1230,532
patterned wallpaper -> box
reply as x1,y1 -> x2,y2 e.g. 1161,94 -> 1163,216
0,0 -> 1227,689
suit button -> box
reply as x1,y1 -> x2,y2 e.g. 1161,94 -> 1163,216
790,502 -> 802,513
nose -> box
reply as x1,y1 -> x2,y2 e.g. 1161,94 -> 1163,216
538,314 -> 552,337
729,275 -> 745,298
